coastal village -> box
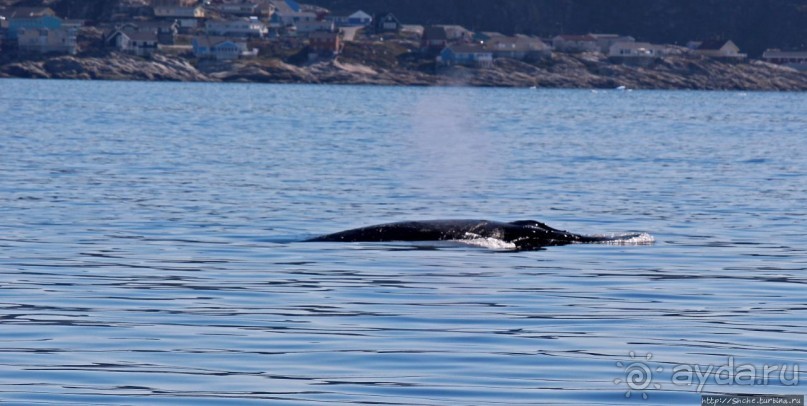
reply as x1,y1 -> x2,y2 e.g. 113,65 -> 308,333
1,0 -> 807,88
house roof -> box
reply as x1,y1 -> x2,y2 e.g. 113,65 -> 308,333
486,35 -> 550,52
447,44 -> 491,54
6,7 -> 56,18
375,12 -> 399,21
697,39 -> 732,50
555,34 -> 596,42
128,31 -> 159,42
762,49 -> 807,59
422,26 -> 447,41
194,35 -> 245,48
348,10 -> 371,19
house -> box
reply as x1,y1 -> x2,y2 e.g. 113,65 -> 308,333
552,34 -> 598,53
206,17 -> 267,37
269,0 -> 301,13
474,31 -> 505,42
308,30 -> 342,55
344,10 -> 372,26
692,39 -> 746,59
6,7 -> 61,40
485,34 -> 551,60
4,6 -> 56,21
127,31 -> 159,56
192,35 -> 256,60
219,1 -> 273,17
608,41 -> 672,65
372,12 -> 400,34
269,8 -> 317,29
421,26 -> 448,54
153,0 -> 205,19
17,26 -> 77,54
434,24 -> 472,42
295,19 -> 334,36
331,10 -> 372,27
762,49 -> 807,71
108,20 -> 179,45
438,44 -> 493,67
590,33 -> 635,53
106,30 -> 159,56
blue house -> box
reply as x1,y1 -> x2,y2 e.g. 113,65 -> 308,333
192,35 -> 253,60
6,7 -> 61,40
8,15 -> 62,39
438,44 -> 494,67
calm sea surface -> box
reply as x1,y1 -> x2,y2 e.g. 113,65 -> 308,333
0,79 -> 805,405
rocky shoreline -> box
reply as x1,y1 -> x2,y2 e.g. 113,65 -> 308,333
2,50 -> 807,91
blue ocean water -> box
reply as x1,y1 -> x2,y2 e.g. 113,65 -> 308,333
0,79 -> 805,405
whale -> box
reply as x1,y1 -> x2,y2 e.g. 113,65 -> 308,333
306,219 -> 651,250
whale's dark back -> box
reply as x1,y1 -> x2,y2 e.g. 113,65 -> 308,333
306,219 -> 639,250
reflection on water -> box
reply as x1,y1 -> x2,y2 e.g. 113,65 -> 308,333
0,80 -> 805,405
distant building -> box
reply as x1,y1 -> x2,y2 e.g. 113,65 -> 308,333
372,12 -> 401,34
331,10 -> 372,27
438,44 -> 493,67
552,34 -> 598,53
206,17 -> 267,38
153,0 -> 205,19
434,25 -> 472,42
421,26 -> 448,54
219,1 -> 273,17
762,49 -> 807,71
107,20 -> 179,45
192,35 -> 256,60
17,26 -> 77,55
269,9 -> 317,29
474,31 -> 505,42
590,33 -> 635,54
107,30 -> 159,56
295,19 -> 334,36
6,7 -> 60,40
608,41 -> 670,58
308,30 -> 342,56
692,39 -> 746,59
485,34 -> 551,60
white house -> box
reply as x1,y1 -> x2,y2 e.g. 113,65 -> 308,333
434,24 -> 472,41
590,33 -> 635,54
219,1 -> 273,17
608,41 -> 670,58
192,35 -> 256,60
153,4 -> 204,18
206,17 -> 267,37
552,34 -> 598,53
332,10 -> 372,27
762,49 -> 807,71
485,34 -> 551,60
345,10 -> 371,26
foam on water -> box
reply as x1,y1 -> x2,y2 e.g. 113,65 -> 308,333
593,232 -> 656,245
458,237 -> 519,250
